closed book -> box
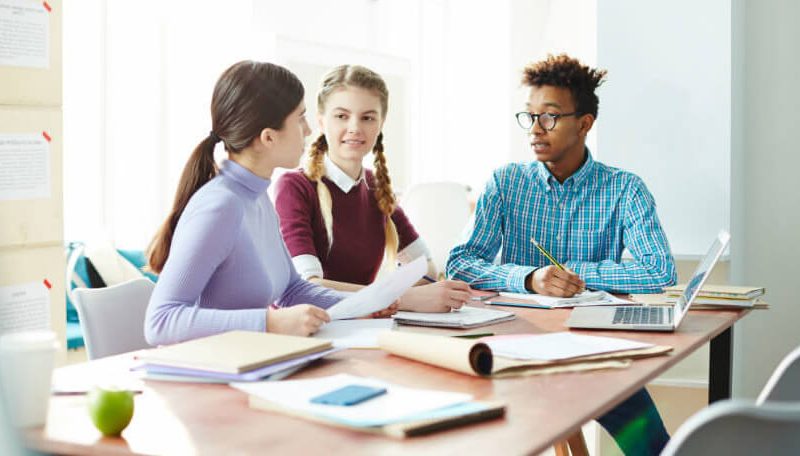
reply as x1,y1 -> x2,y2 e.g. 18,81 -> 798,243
664,296 -> 758,307
136,330 -> 332,374
248,395 -> 505,438
664,284 -> 765,299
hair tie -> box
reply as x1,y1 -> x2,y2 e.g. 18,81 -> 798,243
209,130 -> 221,144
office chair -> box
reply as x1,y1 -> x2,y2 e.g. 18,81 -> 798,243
757,345 -> 800,404
661,400 -> 800,455
401,182 -> 471,275
71,277 -> 155,359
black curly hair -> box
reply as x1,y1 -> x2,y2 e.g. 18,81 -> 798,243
522,54 -> 607,118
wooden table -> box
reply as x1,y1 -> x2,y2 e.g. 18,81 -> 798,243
26,305 -> 748,455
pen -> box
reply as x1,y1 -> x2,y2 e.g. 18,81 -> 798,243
486,300 -> 552,310
530,238 -> 593,292
422,275 -> 437,283
530,238 -> 565,271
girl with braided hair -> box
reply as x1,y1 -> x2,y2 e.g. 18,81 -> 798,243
275,65 -> 470,312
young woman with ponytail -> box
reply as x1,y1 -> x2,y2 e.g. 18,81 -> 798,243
274,65 -> 470,312
144,61 -> 354,346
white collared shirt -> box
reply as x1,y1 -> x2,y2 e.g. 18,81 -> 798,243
323,155 -> 366,193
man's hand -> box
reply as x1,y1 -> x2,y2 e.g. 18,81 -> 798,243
526,266 -> 585,297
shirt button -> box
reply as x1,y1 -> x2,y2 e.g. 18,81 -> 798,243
556,235 -> 561,241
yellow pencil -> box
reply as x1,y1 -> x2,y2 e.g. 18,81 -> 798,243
530,238 -> 565,271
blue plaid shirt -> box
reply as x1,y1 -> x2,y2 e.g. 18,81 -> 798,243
446,151 -> 676,294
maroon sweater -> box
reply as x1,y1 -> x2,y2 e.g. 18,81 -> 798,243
274,169 -> 419,285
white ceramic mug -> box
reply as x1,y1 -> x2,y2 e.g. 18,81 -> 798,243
0,330 -> 58,428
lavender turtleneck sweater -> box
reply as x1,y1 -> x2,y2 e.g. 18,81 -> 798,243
145,159 -> 344,345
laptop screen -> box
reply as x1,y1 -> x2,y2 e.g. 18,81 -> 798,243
674,230 -> 731,326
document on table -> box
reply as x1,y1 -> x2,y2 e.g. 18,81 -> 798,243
498,290 -> 632,308
326,256 -> 426,320
314,319 -> 395,348
484,332 -> 654,361
231,373 -> 472,428
392,306 -> 515,329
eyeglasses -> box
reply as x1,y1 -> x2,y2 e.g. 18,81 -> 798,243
515,111 -> 582,131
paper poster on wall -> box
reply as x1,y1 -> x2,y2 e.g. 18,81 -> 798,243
0,0 -> 50,69
0,132 -> 50,201
0,281 -> 50,335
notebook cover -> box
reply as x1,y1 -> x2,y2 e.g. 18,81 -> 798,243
136,330 -> 333,374
248,395 -> 505,438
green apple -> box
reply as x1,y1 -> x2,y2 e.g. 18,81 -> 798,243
87,386 -> 135,436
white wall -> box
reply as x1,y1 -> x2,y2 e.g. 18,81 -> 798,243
730,0 -> 800,398
597,0 -> 731,256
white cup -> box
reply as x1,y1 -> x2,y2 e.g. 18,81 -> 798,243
0,330 -> 58,428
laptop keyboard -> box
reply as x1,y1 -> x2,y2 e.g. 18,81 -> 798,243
612,306 -> 673,325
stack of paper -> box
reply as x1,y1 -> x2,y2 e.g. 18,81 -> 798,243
664,284 -> 766,308
392,306 -> 515,329
491,290 -> 632,309
232,373 -> 505,437
134,330 -> 336,382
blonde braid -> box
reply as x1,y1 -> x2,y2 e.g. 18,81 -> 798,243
304,134 -> 334,251
372,133 -> 399,265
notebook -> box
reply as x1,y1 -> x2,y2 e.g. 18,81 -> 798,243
233,373 -> 505,437
567,230 -> 730,331
664,284 -> 765,300
135,330 -> 332,374
392,306 -> 515,329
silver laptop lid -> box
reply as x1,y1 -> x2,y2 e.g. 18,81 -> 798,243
673,230 -> 731,327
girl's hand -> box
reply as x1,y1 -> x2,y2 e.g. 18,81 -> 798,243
267,305 -> 330,336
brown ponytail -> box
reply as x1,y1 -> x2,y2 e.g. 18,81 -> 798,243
147,61 -> 304,273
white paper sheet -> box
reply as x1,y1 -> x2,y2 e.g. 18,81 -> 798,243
231,373 -> 472,427
484,332 -> 654,361
314,319 -> 394,348
0,0 -> 50,69
0,133 -> 50,201
326,256 -> 426,320
0,281 -> 50,335
499,290 -> 632,308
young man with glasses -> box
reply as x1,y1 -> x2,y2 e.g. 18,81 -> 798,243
446,54 -> 676,455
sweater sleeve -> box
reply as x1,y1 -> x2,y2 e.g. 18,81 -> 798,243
144,192 -> 266,346
274,172 -> 321,258
391,205 -> 420,251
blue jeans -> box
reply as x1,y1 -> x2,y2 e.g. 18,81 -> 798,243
596,388 -> 670,456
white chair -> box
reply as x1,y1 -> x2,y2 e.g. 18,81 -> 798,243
758,345 -> 800,404
400,182 -> 471,274
71,277 -> 155,360
661,400 -> 800,455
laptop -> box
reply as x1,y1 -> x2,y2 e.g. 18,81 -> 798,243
566,230 -> 730,331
